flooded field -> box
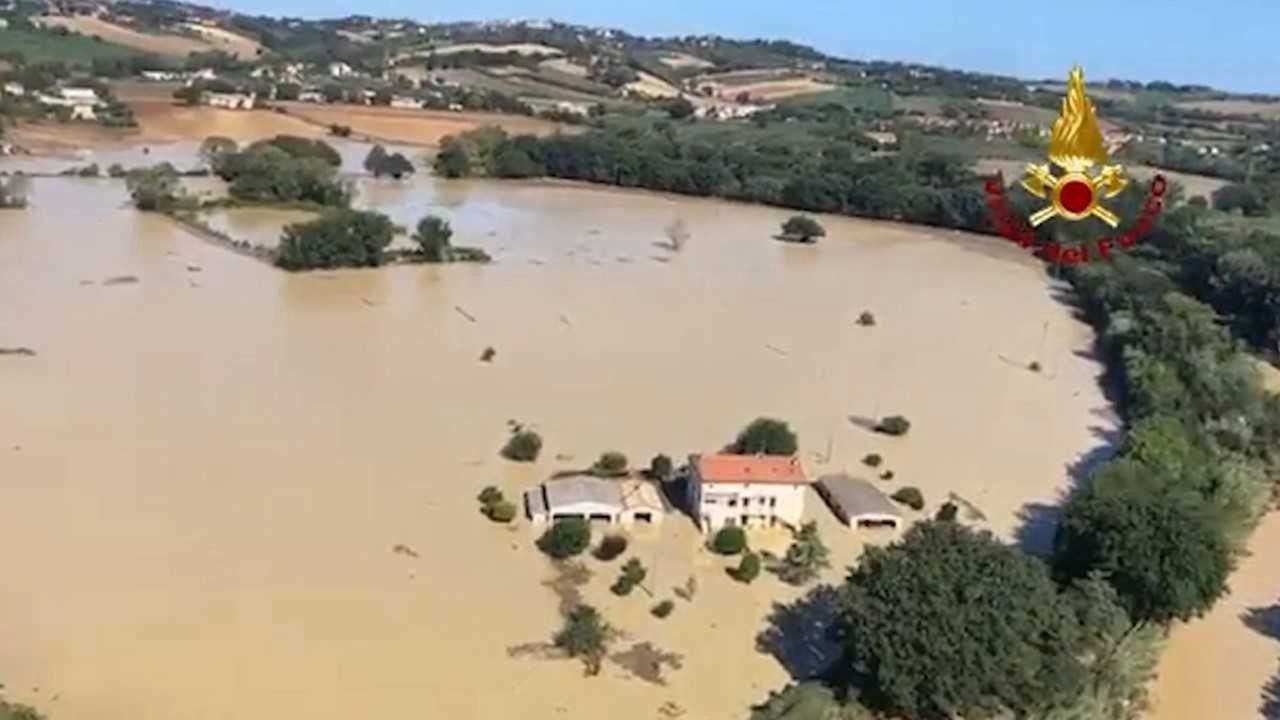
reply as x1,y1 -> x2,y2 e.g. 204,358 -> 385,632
0,152 -> 1119,720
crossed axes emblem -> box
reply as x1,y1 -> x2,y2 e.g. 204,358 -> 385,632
1020,162 -> 1129,227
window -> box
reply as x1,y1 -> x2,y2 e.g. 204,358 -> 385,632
742,498 -> 751,507
728,499 -> 738,508
769,497 -> 778,508
705,497 -> 717,505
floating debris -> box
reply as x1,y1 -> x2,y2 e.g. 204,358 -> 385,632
391,544 -> 420,559
480,346 -> 496,363
186,265 -> 202,273
454,305 -> 477,323
102,275 -> 138,286
764,343 -> 789,357
0,347 -> 37,356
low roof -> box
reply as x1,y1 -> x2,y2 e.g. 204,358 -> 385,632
816,474 -> 901,519
694,453 -> 808,485
618,479 -> 668,512
544,476 -> 622,509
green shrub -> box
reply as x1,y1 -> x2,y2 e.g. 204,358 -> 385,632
892,486 -> 925,511
651,599 -> 675,618
610,557 -> 647,596
537,518 -> 591,559
731,417 -> 798,455
477,486 -> 504,505
649,453 -> 673,480
863,453 -> 883,467
857,311 -> 877,326
935,501 -> 959,522
712,526 -> 747,555
593,534 -> 628,561
781,214 -> 826,242
413,215 -> 453,261
880,470 -> 895,481
106,163 -> 126,178
592,451 -> 629,477
485,500 -> 517,523
877,415 -> 912,436
275,210 -> 394,271
729,550 -> 762,583
501,429 -> 543,462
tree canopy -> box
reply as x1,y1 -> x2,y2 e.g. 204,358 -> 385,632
413,215 -> 453,261
731,417 -> 799,455
837,522 -> 1105,719
364,144 -> 416,179
275,210 -> 395,271
125,163 -> 189,212
553,604 -> 612,676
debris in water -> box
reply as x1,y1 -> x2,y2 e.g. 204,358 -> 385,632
103,275 -> 139,286
454,305 -> 477,323
78,280 -> 94,286
481,346 -> 496,362
186,265 -> 202,272
764,344 -> 789,357
392,544 -> 420,559
558,313 -> 573,328
0,347 -> 37,356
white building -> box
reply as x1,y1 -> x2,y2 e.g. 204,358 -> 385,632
524,476 -> 667,526
685,453 -> 810,532
204,92 -> 256,110
328,62 -> 354,78
37,87 -> 102,121
140,70 -> 182,82
389,95 -> 424,110
815,474 -> 902,531
297,89 -> 325,103
2,81 -> 25,97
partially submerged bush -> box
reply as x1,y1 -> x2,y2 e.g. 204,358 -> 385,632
892,486 -> 925,511
485,500 -> 517,523
537,518 -> 591,559
877,415 -> 912,436
857,311 -> 876,327
594,534 -> 628,561
863,453 -> 883,468
592,451 -> 629,477
501,428 -> 543,462
935,501 -> 959,522
649,453 -> 674,480
712,526 -> 747,555
651,599 -> 675,618
477,486 -> 504,505
610,558 -> 647,596
780,214 -> 826,242
729,550 -> 761,583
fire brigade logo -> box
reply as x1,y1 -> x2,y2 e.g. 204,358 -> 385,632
984,65 -> 1167,264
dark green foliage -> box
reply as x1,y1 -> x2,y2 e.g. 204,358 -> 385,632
0,699 -> 45,720
107,163 -> 126,178
253,135 -> 341,167
213,144 -> 351,207
772,521 -> 830,585
434,137 -> 472,178
890,486 -> 924,510
275,210 -> 394,271
664,96 -> 695,119
648,453 -> 673,480
329,124 -> 352,138
875,415 -> 911,436
538,518 -> 592,559
862,453 -> 882,468
1052,459 -> 1234,624
651,599 -> 675,618
592,451 -> 629,477
878,470 -> 894,481
732,417 -> 798,456
729,550 -> 762,583
750,681 -> 873,720
413,215 -> 453,261
935,501 -> 959,522
501,428 -> 543,462
712,526 -> 747,555
837,522 -> 1101,719
856,311 -> 876,327
477,486 -> 504,506
198,135 -> 237,167
553,604 -> 612,676
594,534 -> 628,561
364,144 -> 415,179
125,163 -> 188,211
1212,183 -> 1268,216
610,557 -> 647,595
485,500 -> 517,523
781,214 -> 826,242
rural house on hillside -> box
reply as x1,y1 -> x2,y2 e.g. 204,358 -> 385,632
204,91 -> 256,110
525,476 -> 667,526
685,453 -> 810,532
37,87 -> 102,120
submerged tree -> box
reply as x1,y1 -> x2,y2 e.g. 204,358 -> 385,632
780,215 -> 826,243
731,417 -> 799,455
772,521 -> 830,585
553,604 -> 613,676
275,209 -> 395,271
413,215 -> 454,261
125,163 -> 187,212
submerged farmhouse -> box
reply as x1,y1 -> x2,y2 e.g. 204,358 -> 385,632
525,476 -> 667,526
204,91 -> 256,110
36,87 -> 102,120
815,473 -> 902,531
685,453 -> 809,531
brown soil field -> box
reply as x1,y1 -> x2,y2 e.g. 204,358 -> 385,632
32,15 -> 247,59
275,103 -> 577,146
417,42 -> 564,57
176,22 -> 264,60
539,57 -> 590,78
731,78 -> 837,102
1175,99 -> 1280,119
625,71 -> 680,99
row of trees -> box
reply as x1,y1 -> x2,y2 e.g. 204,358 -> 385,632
204,135 -> 351,207
274,211 -> 487,270
431,124 -> 991,233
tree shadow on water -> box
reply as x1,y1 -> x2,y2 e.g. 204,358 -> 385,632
1014,424 -> 1123,556
1243,602 -> 1280,719
755,584 -> 843,680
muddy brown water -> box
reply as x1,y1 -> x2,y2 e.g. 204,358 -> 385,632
1,156 -> 1129,719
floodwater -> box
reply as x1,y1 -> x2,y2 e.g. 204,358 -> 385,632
0,157 -> 1120,719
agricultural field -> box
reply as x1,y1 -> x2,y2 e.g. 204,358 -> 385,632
0,26 -> 143,64
655,51 -> 714,70
31,15 -> 258,59
420,42 -> 564,57
1174,99 -> 1280,119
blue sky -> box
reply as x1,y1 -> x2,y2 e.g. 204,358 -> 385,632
225,0 -> 1280,94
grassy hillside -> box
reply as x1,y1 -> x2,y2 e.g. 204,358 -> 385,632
0,26 -> 143,64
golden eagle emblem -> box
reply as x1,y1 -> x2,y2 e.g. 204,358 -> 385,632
1020,65 -> 1128,226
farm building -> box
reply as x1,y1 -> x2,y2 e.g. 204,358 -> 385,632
204,92 -> 256,110
685,453 -> 810,532
815,473 -> 902,531
525,476 -> 666,526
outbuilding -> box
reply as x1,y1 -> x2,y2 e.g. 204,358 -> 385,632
524,475 -> 667,526
815,473 -> 902,531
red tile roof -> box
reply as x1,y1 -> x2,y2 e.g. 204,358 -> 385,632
695,453 -> 808,485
